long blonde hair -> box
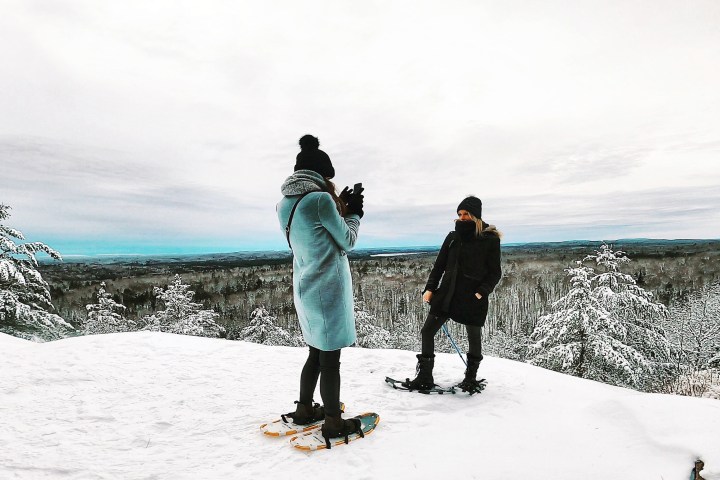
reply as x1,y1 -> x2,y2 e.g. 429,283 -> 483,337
467,212 -> 502,239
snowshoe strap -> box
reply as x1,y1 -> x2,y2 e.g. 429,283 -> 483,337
281,400 -> 301,423
354,419 -> 364,439
285,193 -> 312,250
342,418 -> 363,444
284,401 -> 323,425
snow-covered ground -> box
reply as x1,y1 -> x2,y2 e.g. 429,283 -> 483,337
1,332 -> 718,480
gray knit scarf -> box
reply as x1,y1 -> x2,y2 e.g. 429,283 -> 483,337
280,169 -> 327,196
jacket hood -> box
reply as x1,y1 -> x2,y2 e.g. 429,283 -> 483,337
281,169 -> 326,196
481,222 -> 501,238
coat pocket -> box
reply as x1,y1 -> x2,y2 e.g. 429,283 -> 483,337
463,273 -> 488,300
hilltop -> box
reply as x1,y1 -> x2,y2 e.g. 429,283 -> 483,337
1,332 -> 718,479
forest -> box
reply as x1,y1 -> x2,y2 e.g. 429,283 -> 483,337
38,240 -> 720,359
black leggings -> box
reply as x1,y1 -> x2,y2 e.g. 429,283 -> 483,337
299,346 -> 342,417
421,313 -> 483,360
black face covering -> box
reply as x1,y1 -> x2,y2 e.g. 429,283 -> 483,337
455,220 -> 476,238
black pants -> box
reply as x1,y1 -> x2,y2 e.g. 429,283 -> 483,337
421,313 -> 483,360
299,346 -> 342,417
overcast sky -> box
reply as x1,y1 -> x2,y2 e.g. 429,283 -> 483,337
2,0 -> 719,255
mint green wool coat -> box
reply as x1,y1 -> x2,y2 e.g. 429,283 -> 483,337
277,170 -> 361,351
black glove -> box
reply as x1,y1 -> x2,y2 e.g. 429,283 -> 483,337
346,192 -> 364,218
339,186 -> 352,205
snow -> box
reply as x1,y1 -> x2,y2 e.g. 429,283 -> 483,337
1,332 -> 719,480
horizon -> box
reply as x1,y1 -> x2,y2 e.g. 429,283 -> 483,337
37,236 -> 719,259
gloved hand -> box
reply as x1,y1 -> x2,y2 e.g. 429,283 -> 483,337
346,192 -> 364,218
339,186 -> 352,205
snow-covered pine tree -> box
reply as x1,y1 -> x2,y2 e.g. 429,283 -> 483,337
528,263 -> 653,388
238,306 -> 302,346
0,204 -> 72,341
142,275 -> 224,338
84,282 -> 134,334
354,300 -> 391,349
585,243 -> 673,388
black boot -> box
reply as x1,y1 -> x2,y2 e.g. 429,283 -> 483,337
402,354 -> 435,390
457,354 -> 482,392
321,414 -> 363,448
283,401 -> 324,425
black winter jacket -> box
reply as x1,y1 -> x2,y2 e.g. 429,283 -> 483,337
424,225 -> 502,326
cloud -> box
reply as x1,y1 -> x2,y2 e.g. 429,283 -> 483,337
0,136 -> 270,240
522,144 -> 651,184
360,185 -> 720,246
496,185 -> 720,224
3,132 -> 719,253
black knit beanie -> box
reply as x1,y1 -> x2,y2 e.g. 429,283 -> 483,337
294,134 -> 335,179
457,196 -> 482,219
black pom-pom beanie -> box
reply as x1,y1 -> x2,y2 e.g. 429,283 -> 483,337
294,134 -> 335,179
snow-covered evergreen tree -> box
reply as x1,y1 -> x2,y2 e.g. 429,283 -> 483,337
528,263 -> 653,388
585,243 -> 673,375
238,306 -> 302,346
142,275 -> 224,338
354,300 -> 391,349
0,204 -> 71,341
84,282 -> 134,334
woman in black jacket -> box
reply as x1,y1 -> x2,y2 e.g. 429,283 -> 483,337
404,196 -> 502,392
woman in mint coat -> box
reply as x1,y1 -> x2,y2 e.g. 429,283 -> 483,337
276,135 -> 365,441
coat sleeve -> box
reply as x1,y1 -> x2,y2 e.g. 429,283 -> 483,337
477,236 -> 502,297
317,193 -> 361,251
424,233 -> 453,293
